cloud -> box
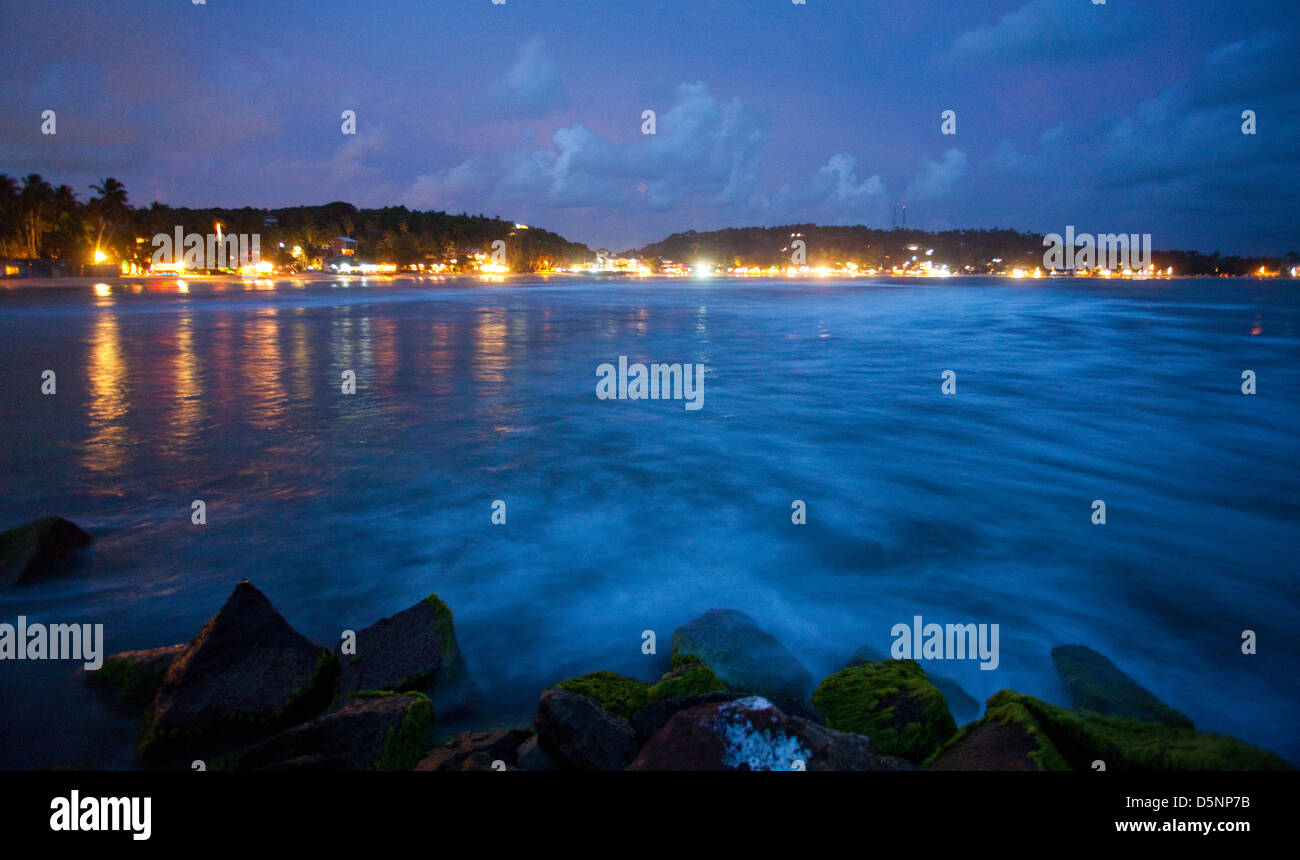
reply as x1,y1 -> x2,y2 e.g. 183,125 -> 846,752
405,83 -> 768,215
479,36 -> 565,119
904,148 -> 968,203
949,0 -> 1137,64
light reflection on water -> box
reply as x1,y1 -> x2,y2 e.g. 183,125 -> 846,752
0,275 -> 1296,769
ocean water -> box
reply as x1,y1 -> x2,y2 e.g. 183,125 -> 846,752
0,275 -> 1296,769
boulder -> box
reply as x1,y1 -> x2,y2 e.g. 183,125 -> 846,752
83,644 -> 185,712
515,735 -> 559,771
846,644 -> 980,725
337,594 -> 479,718
927,692 -> 1067,771
646,662 -> 728,704
812,659 -> 957,763
928,690 -> 1291,771
670,610 -> 814,705
554,671 -> 650,721
632,691 -> 748,740
139,581 -> 338,764
534,688 -> 639,771
628,695 -> 915,771
1051,644 -> 1193,728
416,728 -> 532,771
221,691 -> 434,772
0,517 -> 92,587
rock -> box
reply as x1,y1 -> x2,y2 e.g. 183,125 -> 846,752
554,671 -> 650,721
1051,644 -> 1193,728
927,692 -> 1066,771
337,594 -> 479,718
416,728 -> 533,771
0,517 -> 92,587
928,690 -> 1292,771
534,688 -> 640,771
83,644 -> 185,712
516,735 -> 559,771
628,695 -> 915,771
811,659 -> 957,763
222,691 -> 434,772
846,644 -> 980,725
632,691 -> 748,740
139,581 -> 338,764
670,610 -> 814,705
646,662 -> 728,703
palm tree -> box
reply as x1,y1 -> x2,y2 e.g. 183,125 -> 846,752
89,177 -> 130,260
0,174 -> 20,257
19,174 -> 55,258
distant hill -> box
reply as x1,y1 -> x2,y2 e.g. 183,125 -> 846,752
627,224 -> 1297,276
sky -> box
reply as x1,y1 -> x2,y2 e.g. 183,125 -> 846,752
1,0 -> 1296,254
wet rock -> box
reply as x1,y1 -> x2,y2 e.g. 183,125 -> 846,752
416,728 -> 532,771
632,691 -> 748,740
928,690 -> 1291,771
554,670 -> 650,721
0,517 -> 92,587
847,645 -> 980,726
1051,644 -> 1193,728
223,691 -> 434,772
628,695 -> 914,771
646,661 -> 728,704
337,594 -> 480,718
139,581 -> 338,764
534,688 -> 639,771
516,735 -> 559,771
670,609 -> 813,704
812,659 -> 957,763
83,644 -> 185,712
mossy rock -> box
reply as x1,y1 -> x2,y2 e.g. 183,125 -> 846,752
1051,645 -> 1192,728
554,671 -> 650,721
647,664 -> 727,703
1006,691 -> 1289,771
929,691 -> 1291,771
84,644 -> 185,713
926,691 -> 1070,770
811,659 -> 957,763
670,609 -> 813,703
212,691 -> 434,772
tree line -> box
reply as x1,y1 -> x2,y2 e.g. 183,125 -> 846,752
0,174 -> 592,272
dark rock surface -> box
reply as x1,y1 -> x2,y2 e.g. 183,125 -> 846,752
629,695 -> 915,771
0,517 -> 92,587
534,688 -> 639,771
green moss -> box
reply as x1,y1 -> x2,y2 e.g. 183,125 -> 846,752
138,648 -> 339,765
276,648 -> 340,723
925,690 -> 1070,770
555,671 -> 650,721
670,652 -> 703,670
811,659 -> 957,763
1003,692 -> 1291,771
425,594 -> 458,658
374,692 -> 435,771
647,664 -> 727,702
1052,646 -> 1193,728
87,655 -> 168,709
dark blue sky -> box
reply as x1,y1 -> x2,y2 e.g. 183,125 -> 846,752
2,0 -> 1296,253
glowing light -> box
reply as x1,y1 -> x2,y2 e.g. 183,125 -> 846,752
93,250 -> 108,264
93,283 -> 111,297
